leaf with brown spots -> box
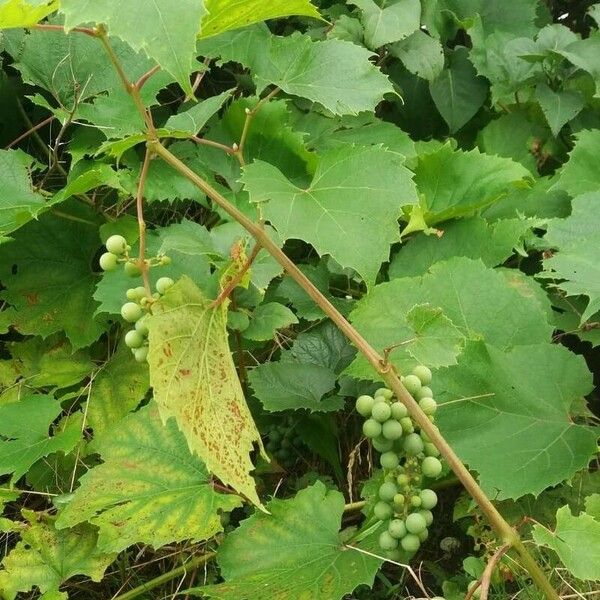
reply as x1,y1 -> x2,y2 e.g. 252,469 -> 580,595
55,402 -> 241,553
147,276 -> 265,508
189,481 -> 382,600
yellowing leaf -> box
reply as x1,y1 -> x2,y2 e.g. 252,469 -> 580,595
199,0 -> 321,39
147,276 -> 265,508
0,0 -> 58,29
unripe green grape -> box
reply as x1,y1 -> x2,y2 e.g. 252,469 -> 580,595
403,433 -> 425,456
133,346 -> 148,363
419,397 -> 437,415
384,549 -> 402,561
374,500 -> 393,521
388,519 -> 407,539
412,365 -> 432,385
422,456 -> 443,478
405,512 -> 427,534
362,418 -> 382,438
431,597 -> 446,600
396,473 -> 409,487
371,402 -> 392,423
382,420 -> 403,440
156,276 -> 175,295
390,401 -> 407,420
424,442 -> 440,457
125,329 -> 144,349
378,530 -> 398,551
135,318 -> 149,336
419,509 -> 434,526
402,374 -> 422,395
105,234 -> 128,255
380,451 -> 399,470
400,533 -> 420,552
160,255 -> 172,265
372,437 -> 394,452
378,481 -> 398,502
124,261 -> 142,277
355,395 -> 375,417
409,495 -> 420,508
393,493 -> 405,509
418,528 -> 429,542
121,302 -> 143,323
416,386 -> 433,400
99,252 -> 119,271
420,489 -> 438,510
126,287 -> 142,301
374,387 -> 393,400
400,417 -> 414,434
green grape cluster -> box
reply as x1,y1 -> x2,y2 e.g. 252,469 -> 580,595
355,365 -> 444,557
265,417 -> 304,468
100,235 -> 174,363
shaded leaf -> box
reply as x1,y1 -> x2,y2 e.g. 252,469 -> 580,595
535,83 -> 584,136
243,302 -> 298,342
389,30 -> 445,81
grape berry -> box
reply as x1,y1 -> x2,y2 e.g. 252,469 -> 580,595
265,417 -> 305,468
355,365 -> 445,558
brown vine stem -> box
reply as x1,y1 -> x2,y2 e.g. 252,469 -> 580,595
479,544 -> 511,600
33,23 -> 98,37
88,30 -> 559,600
136,147 -> 153,298
151,141 -> 559,600
6,115 -> 55,149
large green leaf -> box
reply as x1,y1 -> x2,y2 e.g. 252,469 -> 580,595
60,0 -> 206,96
347,257 -> 553,380
389,30 -> 445,81
350,0 -> 421,49
0,0 -> 58,29
554,34 -> 600,98
86,344 -> 149,438
56,403 -> 241,552
429,47 -> 488,133
0,204 -> 105,349
0,513 -> 115,600
0,396 -> 81,483
554,129 -> 600,197
147,276 -> 265,508
405,143 -> 531,232
199,0 -> 321,39
243,146 -> 417,286
535,83 -> 584,137
0,150 -> 47,242
436,342 -> 597,499
197,26 -> 393,115
533,502 -> 600,581
193,482 -> 382,600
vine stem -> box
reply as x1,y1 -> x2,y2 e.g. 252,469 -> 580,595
136,147 -> 153,298
88,30 -> 559,600
151,141 -> 559,600
111,552 -> 216,600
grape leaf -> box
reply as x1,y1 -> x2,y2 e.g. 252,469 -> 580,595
164,89 -> 233,136
544,192 -> 600,250
554,129 -> 600,196
197,26 -> 394,115
192,481 -> 382,600
390,216 -> 534,278
589,3 -> 600,27
242,303 -> 298,342
199,0 -> 321,39
554,34 -> 600,98
60,0 -> 207,96
347,257 -> 553,380
405,143 -> 531,232
0,149 -> 47,242
147,276 -> 265,508
350,0 -> 421,49
389,30 -> 445,82
242,145 -> 417,286
0,203 -> 106,349
535,83 -> 584,136
0,513 -> 115,600
248,362 -> 340,412
56,403 -> 241,552
0,396 -> 81,483
86,344 -> 149,438
0,0 -> 57,29
429,47 -> 489,133
436,341 -> 597,499
533,504 -> 600,581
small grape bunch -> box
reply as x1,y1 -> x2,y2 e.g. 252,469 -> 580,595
121,277 -> 175,362
99,234 -> 171,277
355,365 -> 444,557
265,417 -> 304,469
